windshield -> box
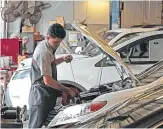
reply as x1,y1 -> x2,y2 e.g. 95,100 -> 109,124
79,31 -> 120,57
80,42 -> 101,57
12,69 -> 30,80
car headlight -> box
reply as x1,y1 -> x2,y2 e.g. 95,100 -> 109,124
49,101 -> 106,126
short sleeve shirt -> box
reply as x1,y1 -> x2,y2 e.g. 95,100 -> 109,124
28,40 -> 59,106
30,40 -> 57,84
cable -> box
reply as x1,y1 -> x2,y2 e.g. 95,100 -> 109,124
61,40 -> 76,83
70,61 -> 75,83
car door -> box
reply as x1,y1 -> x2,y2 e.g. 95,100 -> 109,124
117,34 -> 163,74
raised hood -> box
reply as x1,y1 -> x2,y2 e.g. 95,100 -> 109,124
71,23 -> 139,83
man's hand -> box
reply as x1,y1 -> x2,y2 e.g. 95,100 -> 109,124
63,55 -> 73,63
67,88 -> 76,97
43,75 -> 77,97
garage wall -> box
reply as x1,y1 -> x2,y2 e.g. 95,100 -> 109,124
74,1 -> 110,31
36,1 -> 74,35
37,1 -> 110,34
7,1 -> 110,36
121,1 -> 162,28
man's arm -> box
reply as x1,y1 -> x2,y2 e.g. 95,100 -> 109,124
38,53 -> 75,97
55,57 -> 64,65
55,55 -> 73,65
43,75 -> 70,93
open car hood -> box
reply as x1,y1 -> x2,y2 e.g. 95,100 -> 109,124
71,23 -> 139,83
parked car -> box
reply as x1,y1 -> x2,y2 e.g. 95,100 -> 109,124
76,27 -> 160,54
98,25 -> 162,46
43,23 -> 163,127
79,27 -> 163,74
52,83 -> 163,128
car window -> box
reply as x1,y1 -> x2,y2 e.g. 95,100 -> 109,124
119,42 -> 150,64
118,34 -> 163,64
95,56 -> 116,67
12,69 -> 30,80
111,33 -> 140,48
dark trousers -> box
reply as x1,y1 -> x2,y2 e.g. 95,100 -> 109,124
28,98 -> 57,128
28,82 -> 59,128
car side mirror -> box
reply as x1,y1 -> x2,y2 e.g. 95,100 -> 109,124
75,47 -> 83,54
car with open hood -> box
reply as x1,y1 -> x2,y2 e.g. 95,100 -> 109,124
4,23 -> 163,118
41,23 -> 163,127
4,24 -> 146,108
52,83 -> 163,128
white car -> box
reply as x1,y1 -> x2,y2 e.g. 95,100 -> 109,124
79,27 -> 163,74
50,84 -> 163,128
5,24 -> 163,110
98,25 -> 162,46
47,24 -> 163,127
75,27 -> 159,54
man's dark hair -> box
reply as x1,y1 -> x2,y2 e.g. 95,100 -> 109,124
47,23 -> 66,39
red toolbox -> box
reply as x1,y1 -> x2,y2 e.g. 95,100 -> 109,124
1,39 -> 20,65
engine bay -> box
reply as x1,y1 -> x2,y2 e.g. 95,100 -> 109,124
42,77 -> 133,127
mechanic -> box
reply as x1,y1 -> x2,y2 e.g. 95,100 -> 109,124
28,23 -> 76,128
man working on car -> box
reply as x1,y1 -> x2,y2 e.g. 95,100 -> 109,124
28,23 -> 76,128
